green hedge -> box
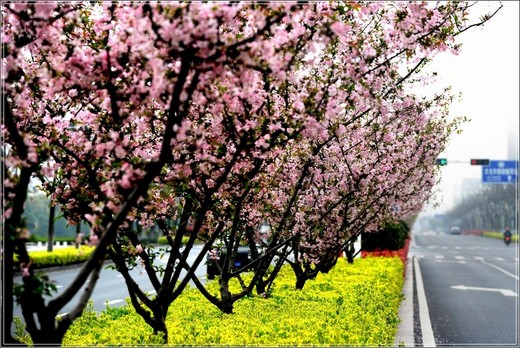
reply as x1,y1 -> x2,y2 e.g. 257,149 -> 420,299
362,220 -> 410,251
54,257 -> 403,346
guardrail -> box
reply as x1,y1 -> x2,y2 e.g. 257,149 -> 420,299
25,241 -> 75,251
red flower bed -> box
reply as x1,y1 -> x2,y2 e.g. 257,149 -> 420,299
361,237 -> 411,276
461,229 -> 483,236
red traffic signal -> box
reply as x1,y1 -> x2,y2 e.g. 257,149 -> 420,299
470,159 -> 489,165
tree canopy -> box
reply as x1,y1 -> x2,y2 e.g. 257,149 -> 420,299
2,1 -> 500,345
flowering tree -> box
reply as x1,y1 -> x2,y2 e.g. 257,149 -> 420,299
2,1 -> 500,345
231,1 -> 495,291
3,1 -> 340,342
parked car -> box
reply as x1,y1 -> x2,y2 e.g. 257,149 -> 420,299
206,245 -> 251,280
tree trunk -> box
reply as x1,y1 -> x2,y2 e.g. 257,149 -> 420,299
1,231 -> 19,344
219,277 -> 234,314
346,244 -> 355,264
295,276 -> 306,290
21,275 -> 63,345
47,204 -> 56,252
150,315 -> 168,344
75,223 -> 81,249
255,280 -> 267,296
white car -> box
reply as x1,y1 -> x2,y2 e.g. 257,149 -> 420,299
450,226 -> 461,235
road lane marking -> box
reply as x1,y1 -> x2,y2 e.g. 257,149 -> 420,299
104,299 -> 124,305
454,256 -> 464,260
494,257 -> 505,261
451,285 -> 517,297
435,255 -> 444,259
475,257 -> 519,280
434,260 -> 466,264
414,256 -> 436,347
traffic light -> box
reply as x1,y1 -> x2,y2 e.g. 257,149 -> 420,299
470,159 -> 489,165
435,158 -> 448,166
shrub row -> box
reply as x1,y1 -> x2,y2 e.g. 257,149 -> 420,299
53,257 -> 404,346
482,231 -> 518,242
14,246 -> 95,269
156,235 -> 192,245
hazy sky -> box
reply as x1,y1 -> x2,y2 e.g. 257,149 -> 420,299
422,1 -> 519,214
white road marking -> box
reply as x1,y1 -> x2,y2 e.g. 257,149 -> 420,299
435,255 -> 444,259
454,256 -> 465,260
477,258 -> 519,280
104,299 -> 124,305
414,256 -> 436,347
451,285 -> 517,297
435,260 -> 466,264
494,257 -> 505,261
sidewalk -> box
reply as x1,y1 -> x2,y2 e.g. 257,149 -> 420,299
394,250 -> 414,346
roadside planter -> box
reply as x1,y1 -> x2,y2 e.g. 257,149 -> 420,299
55,257 -> 405,346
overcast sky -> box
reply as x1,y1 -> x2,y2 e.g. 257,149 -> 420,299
421,1 -> 519,214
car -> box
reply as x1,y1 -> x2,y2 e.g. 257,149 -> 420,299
450,226 -> 461,235
206,245 -> 251,280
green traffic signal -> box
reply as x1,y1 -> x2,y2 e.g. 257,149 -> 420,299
435,158 -> 448,166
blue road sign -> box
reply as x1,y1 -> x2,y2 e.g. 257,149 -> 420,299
482,160 -> 518,183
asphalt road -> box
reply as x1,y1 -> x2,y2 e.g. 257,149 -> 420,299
12,245 -> 209,320
411,232 -> 519,346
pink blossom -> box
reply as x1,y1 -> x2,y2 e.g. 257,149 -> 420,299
21,266 -> 31,278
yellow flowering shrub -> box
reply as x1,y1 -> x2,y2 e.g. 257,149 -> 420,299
59,256 -> 404,346
14,246 -> 95,268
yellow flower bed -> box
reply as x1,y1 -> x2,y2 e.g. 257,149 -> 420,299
482,231 -> 518,242
58,257 -> 404,346
14,246 -> 95,268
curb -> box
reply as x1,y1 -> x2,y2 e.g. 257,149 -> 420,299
394,253 -> 414,347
